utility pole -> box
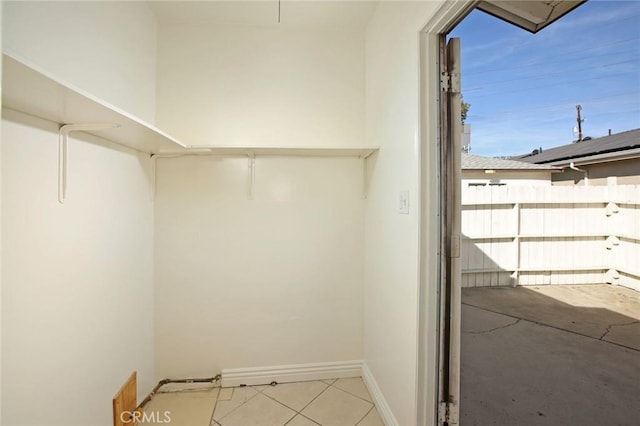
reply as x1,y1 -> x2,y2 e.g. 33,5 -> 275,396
576,105 -> 583,141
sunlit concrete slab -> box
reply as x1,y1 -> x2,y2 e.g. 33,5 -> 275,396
461,285 -> 640,426
462,284 -> 640,349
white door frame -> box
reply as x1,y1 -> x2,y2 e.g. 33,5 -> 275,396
417,2 -> 475,425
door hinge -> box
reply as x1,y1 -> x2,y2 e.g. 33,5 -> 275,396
440,71 -> 460,94
439,402 -> 459,425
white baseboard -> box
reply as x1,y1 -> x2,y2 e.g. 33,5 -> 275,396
362,362 -> 398,426
221,360 -> 362,388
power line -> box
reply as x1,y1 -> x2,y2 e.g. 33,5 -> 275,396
469,70 -> 637,99
464,59 -> 639,93
460,10 -> 640,70
471,109 -> 640,139
581,108 -> 640,119
468,103 -> 640,125
465,41 -> 639,76
453,3 -> 640,153
466,91 -> 636,118
466,105 -> 640,133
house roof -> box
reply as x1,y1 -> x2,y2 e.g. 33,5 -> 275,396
516,128 -> 640,166
462,153 -> 557,171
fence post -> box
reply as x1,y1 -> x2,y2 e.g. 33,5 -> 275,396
513,201 -> 520,287
605,185 -> 621,284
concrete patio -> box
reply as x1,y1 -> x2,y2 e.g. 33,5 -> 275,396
460,284 -> 640,426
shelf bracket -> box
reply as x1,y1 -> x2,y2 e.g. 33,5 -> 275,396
57,123 -> 120,204
150,154 -> 157,202
361,150 -> 375,199
247,153 -> 256,200
362,156 -> 368,199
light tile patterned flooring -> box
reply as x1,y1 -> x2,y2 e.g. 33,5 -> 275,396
144,377 -> 384,426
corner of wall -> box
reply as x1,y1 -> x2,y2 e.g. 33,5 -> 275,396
363,2 -> 452,425
362,362 -> 399,426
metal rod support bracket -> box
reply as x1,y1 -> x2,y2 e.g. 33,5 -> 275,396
360,150 -> 376,199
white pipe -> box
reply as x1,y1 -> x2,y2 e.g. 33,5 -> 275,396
569,162 -> 588,186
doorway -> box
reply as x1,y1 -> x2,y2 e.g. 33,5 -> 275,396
416,1 -> 630,425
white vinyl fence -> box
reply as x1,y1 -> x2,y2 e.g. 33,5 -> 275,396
461,185 -> 640,291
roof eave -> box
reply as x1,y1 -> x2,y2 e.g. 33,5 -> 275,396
476,1 -> 587,34
463,168 -> 560,172
550,148 -> 640,167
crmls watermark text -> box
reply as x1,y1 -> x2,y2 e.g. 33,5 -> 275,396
121,411 -> 172,424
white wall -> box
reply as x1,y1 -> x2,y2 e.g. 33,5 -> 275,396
2,5 -> 159,424
154,22 -> 367,379
363,2 -> 446,425
156,24 -> 364,147
3,1 -> 158,123
1,110 -> 155,426
154,155 -> 364,379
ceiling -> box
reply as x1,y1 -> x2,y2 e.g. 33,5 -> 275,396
148,1 -> 379,30
149,1 -> 586,33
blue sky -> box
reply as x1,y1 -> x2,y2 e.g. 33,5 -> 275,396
449,0 -> 640,157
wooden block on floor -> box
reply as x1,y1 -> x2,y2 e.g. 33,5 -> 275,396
113,372 -> 137,426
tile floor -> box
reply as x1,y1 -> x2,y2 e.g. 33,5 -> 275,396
144,377 -> 384,426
